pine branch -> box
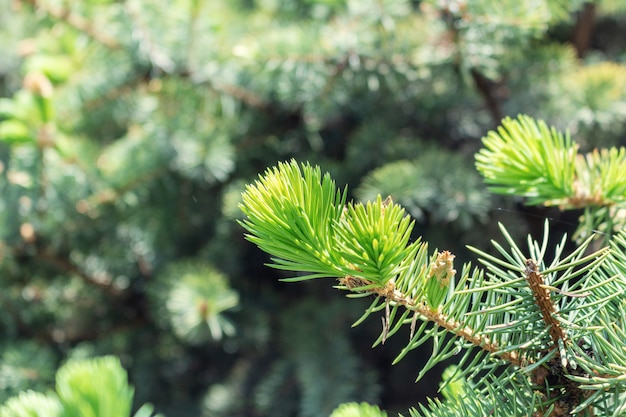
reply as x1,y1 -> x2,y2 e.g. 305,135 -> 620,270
476,114 -> 626,241
476,115 -> 626,209
340,265 -> 522,367
240,159 -> 626,416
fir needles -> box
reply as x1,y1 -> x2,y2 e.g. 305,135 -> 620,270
239,155 -> 626,417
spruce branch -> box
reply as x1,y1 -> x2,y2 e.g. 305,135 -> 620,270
240,159 -> 625,416
476,115 -> 626,209
476,114 -> 626,240
475,115 -> 577,205
239,160 -> 348,280
0,356 -> 163,417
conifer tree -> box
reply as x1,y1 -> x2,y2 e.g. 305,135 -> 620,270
1,0 -> 626,415
240,116 -> 626,416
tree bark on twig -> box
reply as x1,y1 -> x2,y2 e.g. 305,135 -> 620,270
572,2 -> 596,59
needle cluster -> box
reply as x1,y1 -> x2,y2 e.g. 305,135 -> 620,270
240,152 -> 626,416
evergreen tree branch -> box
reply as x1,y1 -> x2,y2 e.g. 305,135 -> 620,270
77,165 -> 169,211
5,2 -> 626,415
340,269 -> 522,367
476,114 -> 626,209
476,114 -> 626,240
207,80 -> 270,110
240,159 -> 623,416
25,246 -> 122,296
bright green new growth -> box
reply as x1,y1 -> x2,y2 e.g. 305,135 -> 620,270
0,391 -> 62,417
476,114 -> 578,204
329,402 -> 387,417
239,160 -> 418,285
240,161 -> 348,280
56,356 -> 134,417
476,114 -> 626,240
335,196 -> 417,286
239,117 -> 626,416
439,365 -> 467,402
0,356 -> 161,417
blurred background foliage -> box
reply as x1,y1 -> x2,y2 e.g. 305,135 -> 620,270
0,0 -> 625,415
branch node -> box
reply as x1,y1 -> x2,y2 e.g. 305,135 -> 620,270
524,259 -> 567,349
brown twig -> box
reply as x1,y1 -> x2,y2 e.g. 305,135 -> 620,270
523,259 -> 598,417
572,2 -> 596,59
524,259 -> 567,348
210,81 -> 270,110
77,165 -> 169,212
338,274 -> 522,366
470,67 -> 504,126
18,0 -> 121,49
34,248 -> 122,296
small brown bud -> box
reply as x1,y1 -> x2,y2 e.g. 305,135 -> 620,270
428,250 -> 456,286
23,72 -> 54,98
20,222 -> 36,243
